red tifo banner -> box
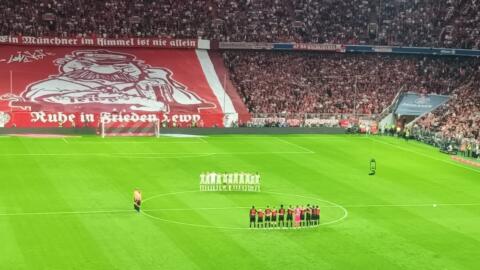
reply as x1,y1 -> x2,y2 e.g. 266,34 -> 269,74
0,35 -> 200,49
0,45 -> 239,128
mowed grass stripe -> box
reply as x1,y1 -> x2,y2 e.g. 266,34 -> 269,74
5,155 -> 116,269
371,137 -> 480,173
273,136 -> 480,269
0,135 -> 479,270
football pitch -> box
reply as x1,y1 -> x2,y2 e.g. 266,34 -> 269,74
0,134 -> 479,270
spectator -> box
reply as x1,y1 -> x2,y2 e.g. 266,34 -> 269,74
224,51 -> 478,116
0,0 -> 479,49
417,70 -> 480,141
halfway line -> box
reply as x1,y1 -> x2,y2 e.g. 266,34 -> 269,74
0,209 -> 133,217
0,202 -> 479,217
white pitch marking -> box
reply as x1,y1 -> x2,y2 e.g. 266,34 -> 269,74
197,137 -> 208,143
110,153 -> 216,159
142,190 -> 348,229
62,138 -> 69,144
142,190 -> 199,203
340,202 -> 480,208
369,137 -> 480,174
143,206 -> 251,212
76,141 -> 205,144
1,202 -> 479,218
206,135 -> 368,140
0,209 -> 133,217
296,136 -> 370,140
274,137 -> 315,154
0,151 -> 315,157
159,134 -> 207,138
140,210 -> 324,231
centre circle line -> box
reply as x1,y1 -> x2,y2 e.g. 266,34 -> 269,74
141,190 -> 348,230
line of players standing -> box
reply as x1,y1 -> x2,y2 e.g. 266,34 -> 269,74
200,172 -> 260,192
249,205 -> 320,228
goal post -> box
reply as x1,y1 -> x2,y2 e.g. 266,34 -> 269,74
100,119 -> 160,138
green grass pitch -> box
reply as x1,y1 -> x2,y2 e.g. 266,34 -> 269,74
0,134 -> 479,270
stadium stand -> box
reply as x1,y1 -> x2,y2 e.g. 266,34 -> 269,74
224,51 -> 479,116
0,0 -> 478,145
416,71 -> 480,141
0,0 -> 479,49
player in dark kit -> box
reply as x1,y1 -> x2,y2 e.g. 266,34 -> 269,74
312,206 -> 319,225
300,206 -> 306,226
286,205 -> 294,227
305,204 -> 311,226
249,206 -> 257,228
316,205 -> 321,224
265,206 -> 272,227
278,205 -> 285,227
271,207 -> 277,227
257,209 -> 264,228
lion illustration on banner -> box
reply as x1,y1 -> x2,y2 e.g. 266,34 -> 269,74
9,50 -> 214,112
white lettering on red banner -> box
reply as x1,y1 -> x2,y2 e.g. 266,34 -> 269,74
0,35 -> 199,49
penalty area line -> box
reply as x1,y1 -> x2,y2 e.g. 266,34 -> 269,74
196,137 -> 208,143
109,153 -> 217,159
77,141 -> 206,144
274,137 -> 315,154
0,151 -> 315,157
369,137 -> 480,174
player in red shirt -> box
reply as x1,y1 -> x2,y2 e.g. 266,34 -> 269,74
271,207 -> 277,227
257,209 -> 264,228
305,204 -> 313,226
278,205 -> 285,227
265,206 -> 272,227
311,205 -> 318,225
316,205 -> 321,224
311,205 -> 317,225
300,206 -> 306,227
249,206 -> 257,228
287,205 -> 294,227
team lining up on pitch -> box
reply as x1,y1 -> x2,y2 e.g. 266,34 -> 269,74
199,172 -> 261,192
249,205 -> 321,228
134,175 -> 324,229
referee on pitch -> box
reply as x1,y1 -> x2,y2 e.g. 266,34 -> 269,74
133,189 -> 142,212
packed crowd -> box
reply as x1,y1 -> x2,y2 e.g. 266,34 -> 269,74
0,0 -> 478,153
1,0 -> 479,49
416,69 -> 480,148
459,139 -> 480,159
225,51 -> 478,115
386,124 -> 480,159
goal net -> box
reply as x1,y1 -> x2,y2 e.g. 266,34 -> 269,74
100,120 -> 160,138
